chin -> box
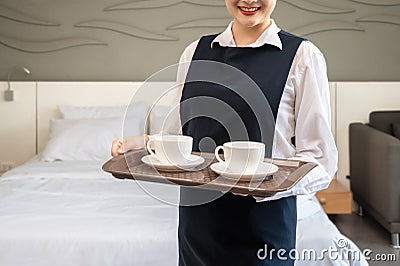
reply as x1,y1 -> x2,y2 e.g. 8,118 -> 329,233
237,19 -> 261,28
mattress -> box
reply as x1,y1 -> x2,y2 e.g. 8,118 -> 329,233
0,158 -> 367,265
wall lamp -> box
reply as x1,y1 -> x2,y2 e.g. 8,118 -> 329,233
4,66 -> 31,102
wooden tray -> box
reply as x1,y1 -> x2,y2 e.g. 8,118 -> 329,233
102,149 -> 317,197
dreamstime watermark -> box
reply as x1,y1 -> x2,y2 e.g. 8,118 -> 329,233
256,238 -> 398,262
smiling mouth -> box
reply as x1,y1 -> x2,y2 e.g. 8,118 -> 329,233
239,6 -> 260,12
238,6 -> 261,15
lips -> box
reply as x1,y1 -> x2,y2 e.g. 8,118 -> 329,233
238,6 -> 261,16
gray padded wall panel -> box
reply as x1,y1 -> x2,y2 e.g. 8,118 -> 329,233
0,0 -> 399,81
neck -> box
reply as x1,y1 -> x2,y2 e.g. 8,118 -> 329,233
232,19 -> 272,47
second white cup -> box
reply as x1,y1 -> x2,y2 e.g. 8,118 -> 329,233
215,141 -> 265,173
147,135 -> 193,165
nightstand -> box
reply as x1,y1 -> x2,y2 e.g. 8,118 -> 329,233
316,179 -> 352,214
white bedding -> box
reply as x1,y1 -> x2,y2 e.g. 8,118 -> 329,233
0,159 -> 367,266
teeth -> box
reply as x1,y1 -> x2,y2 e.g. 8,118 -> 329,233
241,7 -> 259,12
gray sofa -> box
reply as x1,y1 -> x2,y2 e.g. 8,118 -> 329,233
349,111 -> 400,248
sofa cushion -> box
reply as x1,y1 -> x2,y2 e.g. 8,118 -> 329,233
392,123 -> 400,139
370,111 -> 400,135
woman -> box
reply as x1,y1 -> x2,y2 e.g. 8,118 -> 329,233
112,0 -> 338,265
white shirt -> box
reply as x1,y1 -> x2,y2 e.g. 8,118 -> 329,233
159,20 -> 338,202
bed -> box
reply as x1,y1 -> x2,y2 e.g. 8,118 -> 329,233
0,158 -> 368,265
0,82 -> 368,265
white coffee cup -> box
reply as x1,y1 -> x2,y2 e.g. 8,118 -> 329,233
146,135 -> 193,165
214,141 -> 265,173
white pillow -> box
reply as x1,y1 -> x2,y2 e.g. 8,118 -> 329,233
41,116 -> 144,161
58,102 -> 147,120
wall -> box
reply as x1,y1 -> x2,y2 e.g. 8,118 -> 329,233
0,82 -> 36,168
0,0 -> 399,81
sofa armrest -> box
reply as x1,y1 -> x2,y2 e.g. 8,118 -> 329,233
349,123 -> 400,222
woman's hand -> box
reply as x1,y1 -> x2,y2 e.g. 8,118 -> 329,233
111,135 -> 149,157
111,139 -> 124,157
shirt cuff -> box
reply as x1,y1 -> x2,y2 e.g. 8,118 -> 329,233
252,163 -> 332,202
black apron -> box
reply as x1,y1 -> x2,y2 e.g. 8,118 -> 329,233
179,31 -> 304,265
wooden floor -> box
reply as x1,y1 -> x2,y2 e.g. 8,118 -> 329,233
332,213 -> 399,265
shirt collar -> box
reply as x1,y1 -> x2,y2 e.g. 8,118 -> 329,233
211,19 -> 282,50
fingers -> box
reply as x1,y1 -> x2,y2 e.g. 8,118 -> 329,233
111,136 -> 150,157
111,139 -> 124,157
111,136 -> 148,157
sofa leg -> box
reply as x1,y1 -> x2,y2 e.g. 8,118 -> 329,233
392,233 -> 400,248
357,205 -> 364,217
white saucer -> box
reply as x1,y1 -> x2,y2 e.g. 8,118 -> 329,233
210,162 -> 279,182
141,154 -> 205,172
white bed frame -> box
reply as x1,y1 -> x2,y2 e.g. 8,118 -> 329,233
1,81 -> 400,190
